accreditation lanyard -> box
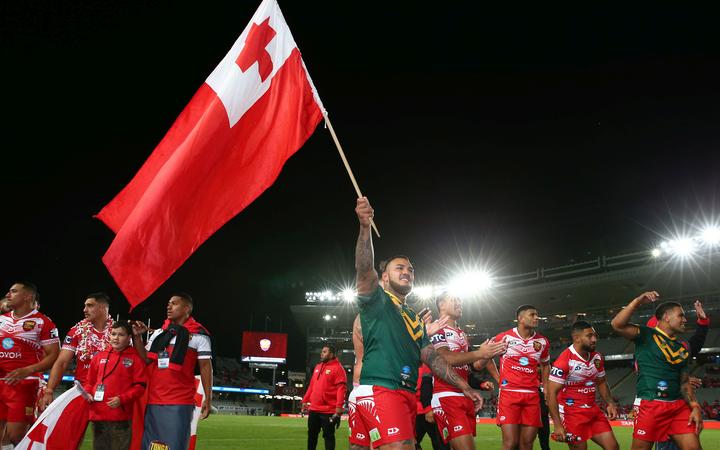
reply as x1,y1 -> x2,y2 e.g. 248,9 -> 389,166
94,349 -> 122,401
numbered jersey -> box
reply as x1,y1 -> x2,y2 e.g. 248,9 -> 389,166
493,328 -> 549,393
0,309 -> 59,375
549,346 -> 605,407
430,325 -> 470,393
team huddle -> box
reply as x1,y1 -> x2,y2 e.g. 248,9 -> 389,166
340,197 -> 705,450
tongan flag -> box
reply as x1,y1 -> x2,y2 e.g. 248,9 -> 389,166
15,386 -> 90,450
96,0 -> 324,307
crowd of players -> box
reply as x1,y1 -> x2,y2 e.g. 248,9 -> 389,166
0,284 -> 212,450
311,197 -> 708,450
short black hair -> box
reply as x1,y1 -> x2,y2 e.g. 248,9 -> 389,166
17,281 -> 39,301
87,292 -> 110,306
172,292 -> 194,310
571,320 -> 593,333
378,255 -> 412,273
516,304 -> 536,318
322,344 -> 336,355
655,301 -> 682,320
111,321 -> 133,336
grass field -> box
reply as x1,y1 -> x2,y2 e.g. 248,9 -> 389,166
79,415 -> 720,450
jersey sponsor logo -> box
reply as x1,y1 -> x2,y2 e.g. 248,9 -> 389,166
499,415 -> 506,421
369,428 -> 381,443
550,366 -> 564,377
511,365 -> 534,373
508,340 -> 520,346
325,369 -> 331,375
50,328 -> 59,338
431,334 -> 446,344
23,320 -> 36,331
585,381 -> 594,386
652,333 -> 688,365
453,425 -> 463,432
122,357 -> 133,367
64,335 -> 73,344
566,398 -> 575,406
0,351 -> 22,358
1,338 -> 13,350
574,365 -> 582,371
657,380 -> 668,391
519,357 -> 530,366
594,359 -> 601,369
501,379 -> 508,386
577,387 -> 595,394
400,365 -> 411,381
387,427 -> 400,436
443,427 -> 449,439
355,433 -> 366,440
533,341 -> 542,351
149,442 -> 169,450
637,429 -> 646,436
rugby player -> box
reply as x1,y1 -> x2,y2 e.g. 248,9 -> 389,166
430,293 -> 507,450
546,321 -> 619,450
0,282 -> 60,445
349,197 -> 482,450
611,291 -> 703,450
489,304 -> 550,450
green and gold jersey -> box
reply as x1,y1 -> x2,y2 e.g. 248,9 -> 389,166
634,325 -> 690,401
358,286 -> 431,392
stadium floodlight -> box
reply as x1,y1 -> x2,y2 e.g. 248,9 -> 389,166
412,285 -> 437,301
447,270 -> 494,298
341,288 -> 356,302
668,237 -> 696,258
700,226 -> 720,246
323,314 -> 331,321
651,248 -> 662,258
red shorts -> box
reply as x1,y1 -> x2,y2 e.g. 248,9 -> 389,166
0,379 -> 39,423
348,385 -> 416,447
432,393 -> 476,443
497,390 -> 541,427
634,399 -> 695,442
559,404 -> 612,442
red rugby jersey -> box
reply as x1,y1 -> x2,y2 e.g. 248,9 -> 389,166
430,325 -> 470,394
493,328 -> 549,393
549,345 -> 605,407
0,310 -> 59,375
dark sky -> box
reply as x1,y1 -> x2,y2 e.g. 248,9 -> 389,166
2,1 -> 719,369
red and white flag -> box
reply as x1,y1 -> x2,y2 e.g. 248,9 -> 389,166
96,0 -> 325,307
15,386 -> 90,450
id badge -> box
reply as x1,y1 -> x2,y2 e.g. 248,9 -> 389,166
94,384 -> 105,401
158,350 -> 170,369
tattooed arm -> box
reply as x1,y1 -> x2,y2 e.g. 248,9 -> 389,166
681,371 -> 704,434
421,344 -> 483,410
355,197 -> 379,296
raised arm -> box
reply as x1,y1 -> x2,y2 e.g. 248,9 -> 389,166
355,197 -> 379,296
131,321 -> 150,364
611,291 -> 659,340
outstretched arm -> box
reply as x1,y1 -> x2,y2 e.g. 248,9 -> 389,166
355,197 -> 379,296
611,291 -> 659,340
421,344 -> 483,410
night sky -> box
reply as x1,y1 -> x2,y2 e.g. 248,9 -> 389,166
2,1 -> 719,369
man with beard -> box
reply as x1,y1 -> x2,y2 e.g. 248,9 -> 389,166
546,321 -> 619,450
489,305 -> 550,450
349,197 -> 482,450
39,293 -> 113,411
0,282 -> 59,446
611,292 -> 703,450
430,294 -> 506,450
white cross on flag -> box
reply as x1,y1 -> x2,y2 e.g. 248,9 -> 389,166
97,0 -> 325,307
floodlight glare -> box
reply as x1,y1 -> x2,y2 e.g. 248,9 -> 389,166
669,238 -> 696,258
341,288 -> 356,302
447,270 -> 494,298
323,314 -> 331,321
700,226 -> 720,246
413,285 -> 436,301
651,248 -> 662,258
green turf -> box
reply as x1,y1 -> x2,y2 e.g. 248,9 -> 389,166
80,415 -> 720,450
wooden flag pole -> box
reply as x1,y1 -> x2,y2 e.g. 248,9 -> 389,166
323,112 -> 380,237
